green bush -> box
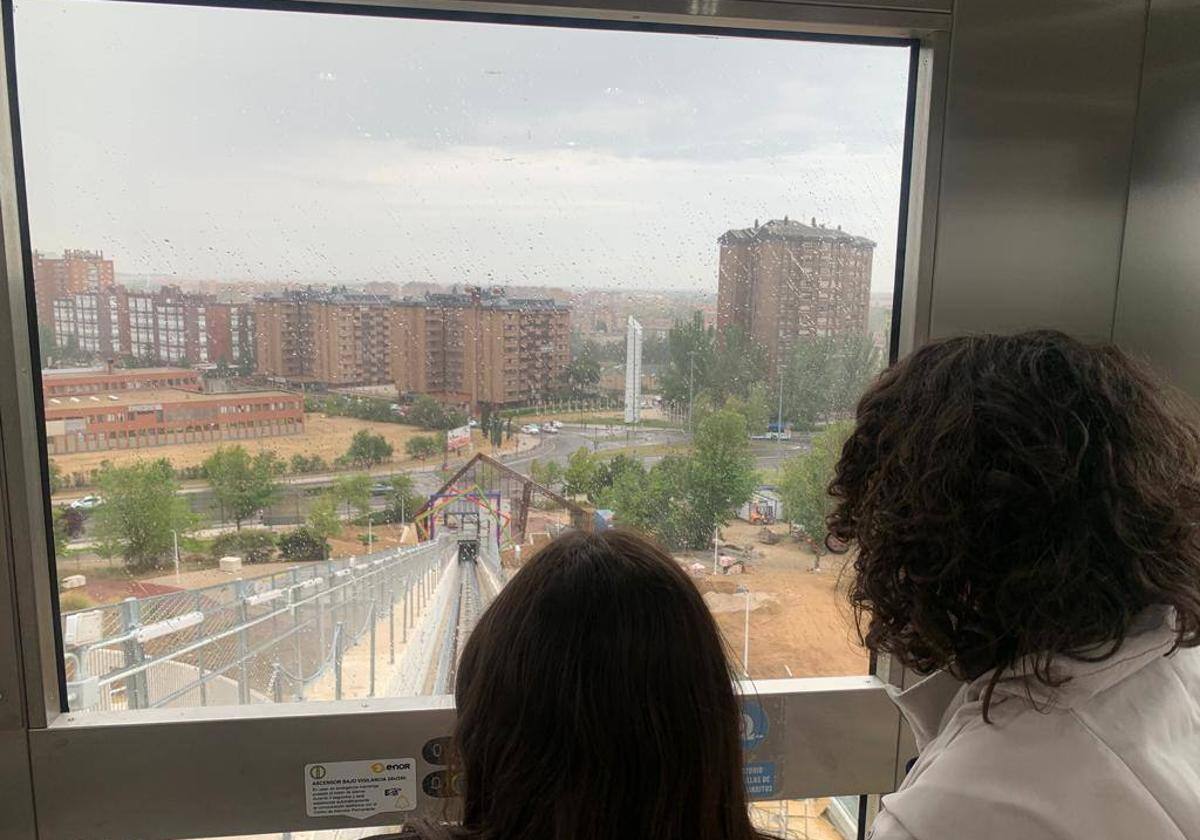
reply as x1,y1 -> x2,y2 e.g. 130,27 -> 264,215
59,590 -> 95,612
209,529 -> 277,565
279,526 -> 326,563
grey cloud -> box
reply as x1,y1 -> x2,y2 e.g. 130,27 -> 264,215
16,0 -> 909,292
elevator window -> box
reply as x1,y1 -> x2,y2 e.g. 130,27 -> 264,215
16,0 -> 912,716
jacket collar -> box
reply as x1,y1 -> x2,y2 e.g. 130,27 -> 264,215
890,606 -> 1179,748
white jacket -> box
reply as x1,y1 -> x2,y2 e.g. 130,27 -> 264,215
871,607 -> 1200,840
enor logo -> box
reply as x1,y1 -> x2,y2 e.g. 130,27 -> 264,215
371,762 -> 386,774
309,766 -> 327,780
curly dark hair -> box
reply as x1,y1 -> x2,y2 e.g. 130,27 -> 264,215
829,330 -> 1200,717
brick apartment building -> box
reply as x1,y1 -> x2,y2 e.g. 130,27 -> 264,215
33,250 -> 115,328
43,385 -> 304,456
255,286 -> 570,409
391,288 -> 570,408
47,283 -> 255,368
254,288 -> 392,386
42,366 -> 202,398
717,218 -> 875,375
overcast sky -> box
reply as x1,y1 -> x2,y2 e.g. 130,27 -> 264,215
15,0 -> 910,293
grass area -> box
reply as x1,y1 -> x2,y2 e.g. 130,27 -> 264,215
597,442 -> 690,460
757,467 -> 784,485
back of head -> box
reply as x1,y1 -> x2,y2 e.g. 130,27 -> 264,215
829,330 -> 1200,703
450,529 -> 757,840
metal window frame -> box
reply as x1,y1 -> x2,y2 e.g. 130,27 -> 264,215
0,1 -> 951,838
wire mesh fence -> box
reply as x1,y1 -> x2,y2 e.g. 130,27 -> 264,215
63,537 -> 455,712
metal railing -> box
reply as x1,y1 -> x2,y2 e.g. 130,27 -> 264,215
63,537 -> 455,711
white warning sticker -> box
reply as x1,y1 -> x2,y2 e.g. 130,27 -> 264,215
304,758 -> 417,819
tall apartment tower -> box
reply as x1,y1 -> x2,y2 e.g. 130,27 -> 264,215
717,218 -> 874,375
33,249 -> 115,329
624,316 -> 643,424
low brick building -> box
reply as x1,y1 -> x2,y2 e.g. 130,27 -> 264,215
42,367 -> 203,399
43,388 -> 304,455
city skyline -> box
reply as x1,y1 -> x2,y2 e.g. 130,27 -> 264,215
16,0 -> 910,294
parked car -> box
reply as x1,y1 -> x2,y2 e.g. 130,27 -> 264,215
67,495 -> 103,512
540,423 -> 558,434
370,482 -> 392,496
467,418 -> 479,428
520,424 -> 540,435
548,420 -> 564,430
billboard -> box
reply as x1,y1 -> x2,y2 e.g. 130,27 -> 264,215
446,424 -> 471,451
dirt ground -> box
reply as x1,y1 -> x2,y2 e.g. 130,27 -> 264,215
688,521 -> 868,679
326,523 -> 413,558
52,415 -> 515,478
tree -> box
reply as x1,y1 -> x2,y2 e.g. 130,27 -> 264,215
557,354 -> 601,401
332,474 -> 372,520
642,332 -> 670,366
407,395 -> 467,431
660,311 -> 716,406
563,447 -> 601,500
783,334 -> 885,430
345,429 -> 394,467
783,336 -> 838,430
709,325 -> 768,404
203,446 -> 283,530
385,474 -> 423,524
529,459 -> 564,490
93,459 -> 196,572
827,334 -> 884,418
778,421 -> 854,564
683,409 -> 758,545
725,382 -> 772,436
52,508 -> 68,557
405,435 -> 441,460
487,414 -> 505,449
279,526 -> 326,563
290,453 -> 328,474
210,529 -> 277,564
608,455 -> 698,550
306,494 -> 342,553
592,454 -> 644,506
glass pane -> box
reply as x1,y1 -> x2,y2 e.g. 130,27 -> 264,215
16,0 -> 909,714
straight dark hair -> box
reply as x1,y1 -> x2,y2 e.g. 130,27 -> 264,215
406,528 -> 764,840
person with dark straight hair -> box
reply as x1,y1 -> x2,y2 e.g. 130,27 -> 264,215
387,528 -> 771,840
830,330 -> 1200,840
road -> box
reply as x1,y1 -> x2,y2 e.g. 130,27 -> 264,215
63,424 -> 806,542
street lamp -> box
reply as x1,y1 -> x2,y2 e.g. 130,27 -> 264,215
776,363 -> 785,450
171,529 -> 181,583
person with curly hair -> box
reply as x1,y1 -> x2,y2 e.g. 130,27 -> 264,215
829,331 -> 1200,840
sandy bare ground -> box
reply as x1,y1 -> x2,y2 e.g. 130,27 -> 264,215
690,521 -> 868,679
52,415 -> 517,477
